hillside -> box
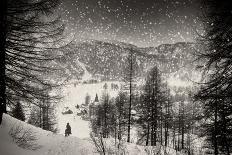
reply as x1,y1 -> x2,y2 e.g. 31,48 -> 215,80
0,114 -> 94,155
0,114 -> 185,155
53,40 -> 199,84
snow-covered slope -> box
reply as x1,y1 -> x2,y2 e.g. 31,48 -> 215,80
0,114 -> 94,155
0,114 -> 186,155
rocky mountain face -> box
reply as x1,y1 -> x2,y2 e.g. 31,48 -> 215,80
53,39 -> 198,84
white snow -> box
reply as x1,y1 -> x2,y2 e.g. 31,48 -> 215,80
0,114 -> 95,155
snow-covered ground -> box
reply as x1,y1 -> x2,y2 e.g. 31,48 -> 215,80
0,114 -> 186,155
0,114 -> 95,155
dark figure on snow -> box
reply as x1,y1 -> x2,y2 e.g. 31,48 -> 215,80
65,123 -> 71,137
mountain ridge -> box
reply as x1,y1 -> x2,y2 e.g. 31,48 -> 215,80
53,39 -> 198,84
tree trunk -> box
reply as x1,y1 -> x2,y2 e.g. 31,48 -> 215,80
165,100 -> 169,147
127,51 -> 133,143
0,0 -> 7,125
178,108 -> 181,151
181,108 -> 184,149
151,100 -> 154,146
160,106 -> 163,146
46,103 -> 49,130
39,105 -> 42,128
42,105 -> 47,130
221,103 -> 230,155
214,102 -> 218,155
146,123 -> 150,146
153,68 -> 158,146
173,121 -> 176,150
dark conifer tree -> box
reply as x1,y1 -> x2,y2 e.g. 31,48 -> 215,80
195,1 -> 232,154
11,102 -> 25,121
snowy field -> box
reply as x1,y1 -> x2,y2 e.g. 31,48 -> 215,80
56,81 -> 120,138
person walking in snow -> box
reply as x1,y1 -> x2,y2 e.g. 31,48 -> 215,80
65,123 -> 72,137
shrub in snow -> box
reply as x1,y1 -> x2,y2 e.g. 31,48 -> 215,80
9,125 -> 41,150
90,132 -> 128,155
90,133 -> 107,155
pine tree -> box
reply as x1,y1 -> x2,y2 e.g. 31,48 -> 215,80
11,102 -> 25,121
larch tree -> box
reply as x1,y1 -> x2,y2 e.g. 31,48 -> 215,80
195,0 -> 232,154
138,66 -> 166,146
115,91 -> 128,141
0,0 -> 65,125
123,49 -> 138,143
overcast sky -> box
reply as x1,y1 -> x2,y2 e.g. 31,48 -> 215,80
60,0 -> 202,47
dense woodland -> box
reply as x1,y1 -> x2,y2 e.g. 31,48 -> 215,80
0,0 -> 232,155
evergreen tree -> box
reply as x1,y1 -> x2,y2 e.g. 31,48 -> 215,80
11,102 -> 25,121
195,1 -> 232,154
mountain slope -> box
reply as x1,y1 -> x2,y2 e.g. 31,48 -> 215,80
54,40 -> 198,84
